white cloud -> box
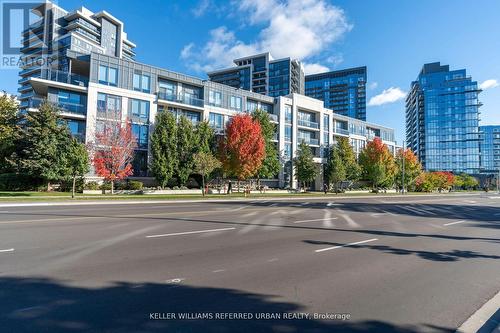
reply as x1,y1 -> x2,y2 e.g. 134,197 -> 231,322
368,87 -> 406,106
303,63 -> 329,75
192,0 -> 211,17
326,54 -> 344,67
368,82 -> 378,90
180,43 -> 195,59
182,0 -> 352,73
479,79 -> 499,90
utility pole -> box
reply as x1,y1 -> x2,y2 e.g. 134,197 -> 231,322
402,140 -> 406,195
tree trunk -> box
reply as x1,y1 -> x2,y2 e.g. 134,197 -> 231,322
201,174 -> 205,197
72,176 -> 76,199
46,181 -> 50,192
111,181 -> 114,195
237,180 -> 240,193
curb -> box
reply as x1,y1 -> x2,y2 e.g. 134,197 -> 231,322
457,290 -> 500,333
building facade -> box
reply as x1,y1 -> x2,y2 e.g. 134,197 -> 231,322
405,62 -> 481,174
18,2 -> 136,112
479,125 -> 500,172
18,4 -> 397,190
304,67 -> 367,121
207,53 -> 305,98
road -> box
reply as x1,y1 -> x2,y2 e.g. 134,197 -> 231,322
0,194 -> 499,332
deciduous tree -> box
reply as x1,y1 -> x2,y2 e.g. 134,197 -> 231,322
92,119 -> 136,194
252,109 -> 280,182
176,115 -> 196,186
65,138 -> 89,198
359,137 -> 397,191
0,93 -> 19,172
325,145 -> 346,193
395,148 -> 422,191
337,137 -> 361,182
294,141 -> 317,191
219,114 -> 265,187
193,151 -> 221,196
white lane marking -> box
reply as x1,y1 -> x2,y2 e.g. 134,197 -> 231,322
212,269 -> 226,273
146,227 -> 236,238
315,238 -> 378,253
267,258 -> 278,262
293,217 -> 338,224
443,220 -> 467,226
0,211 -> 9,213
370,213 -> 386,217
465,200 -> 477,204
326,202 -> 339,207
0,248 -> 14,253
339,213 -> 361,228
165,278 -> 185,284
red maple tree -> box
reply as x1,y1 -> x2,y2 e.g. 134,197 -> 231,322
219,114 -> 265,186
92,119 -> 137,194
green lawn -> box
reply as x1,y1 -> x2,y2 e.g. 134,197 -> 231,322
0,190 -> 479,202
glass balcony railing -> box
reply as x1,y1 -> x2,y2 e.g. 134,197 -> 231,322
25,97 -> 86,115
268,113 -> 278,122
40,69 -> 89,87
299,137 -> 319,145
334,127 -> 349,135
298,119 -> 319,129
158,91 -> 204,108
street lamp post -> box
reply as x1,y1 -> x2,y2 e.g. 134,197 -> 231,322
402,140 -> 405,195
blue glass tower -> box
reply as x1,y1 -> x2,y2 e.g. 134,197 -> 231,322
479,125 -> 500,172
304,67 -> 367,120
406,62 -> 481,174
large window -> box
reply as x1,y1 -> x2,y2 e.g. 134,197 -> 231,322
133,72 -> 151,93
97,93 -> 121,118
132,124 -> 149,149
98,65 -> 118,86
247,99 -> 258,112
57,90 -> 85,115
130,99 -> 150,122
208,90 -> 222,106
230,96 -> 242,111
209,112 -> 223,129
159,80 -> 176,100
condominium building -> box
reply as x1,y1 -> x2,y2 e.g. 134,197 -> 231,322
405,62 -> 481,174
18,3 -> 397,190
479,125 -> 500,172
305,67 -> 367,121
18,2 -> 136,111
207,52 -> 305,98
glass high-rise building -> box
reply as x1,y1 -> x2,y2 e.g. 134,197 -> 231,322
405,62 -> 481,174
479,125 -> 500,172
304,67 -> 367,121
207,52 -> 304,98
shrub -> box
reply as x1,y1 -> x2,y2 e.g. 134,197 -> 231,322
0,173 -> 43,191
180,185 -> 188,190
127,180 -> 143,190
100,182 -> 112,191
84,181 -> 100,190
172,186 -> 180,190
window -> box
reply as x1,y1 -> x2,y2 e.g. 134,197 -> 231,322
209,90 -> 222,106
230,96 -> 242,111
132,124 -> 149,149
130,99 -> 150,122
97,93 -> 121,117
133,72 -> 151,93
209,113 -> 223,129
247,99 -> 258,112
98,65 -> 118,86
159,80 -> 177,100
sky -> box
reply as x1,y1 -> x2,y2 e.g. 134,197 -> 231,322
2,0 -> 500,144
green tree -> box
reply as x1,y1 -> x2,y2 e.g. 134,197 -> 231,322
395,148 -> 422,191
64,138 -> 89,198
193,151 -> 221,196
294,141 -> 317,191
252,109 -> 280,181
195,121 -> 215,154
325,145 -> 346,193
176,115 -> 196,186
337,137 -> 361,182
12,101 -> 73,190
0,93 -> 19,172
150,110 -> 177,188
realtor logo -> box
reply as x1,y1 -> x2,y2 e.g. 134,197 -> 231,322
0,0 -> 52,69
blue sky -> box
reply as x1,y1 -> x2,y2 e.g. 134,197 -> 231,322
2,0 -> 500,143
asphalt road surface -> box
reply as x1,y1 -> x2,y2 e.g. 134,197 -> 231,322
0,193 -> 499,333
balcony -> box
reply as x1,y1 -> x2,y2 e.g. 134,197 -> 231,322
25,97 -> 86,115
299,137 -> 319,146
268,113 -> 278,122
298,119 -> 319,129
334,127 -> 349,136
40,69 -> 89,87
158,92 -> 204,108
